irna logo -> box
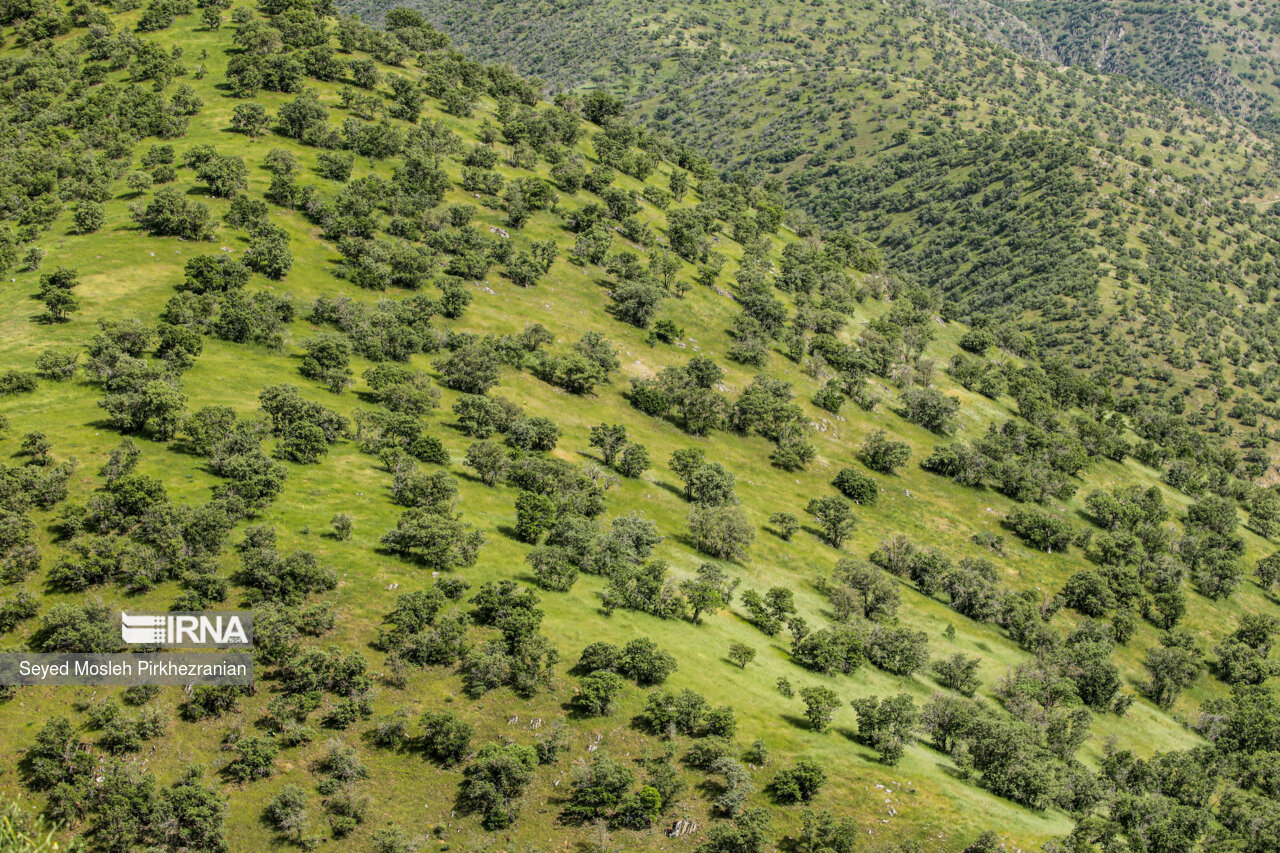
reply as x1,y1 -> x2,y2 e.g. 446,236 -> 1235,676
121,612 -> 253,648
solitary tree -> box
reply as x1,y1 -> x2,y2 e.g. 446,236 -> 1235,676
465,440 -> 509,487
419,711 -> 474,766
1257,552 -> 1280,591
832,468 -> 878,505
265,784 -> 308,841
20,432 -> 51,466
231,102 -> 270,137
300,333 -> 352,394
458,743 -> 538,830
74,202 -> 105,234
807,496 -> 857,548
728,642 -> 756,669
799,686 -> 841,732
687,505 -> 754,561
770,758 -> 826,803
859,429 -> 911,474
435,342 -> 502,395
39,287 -> 79,324
201,4 -> 223,30
768,512 -> 799,541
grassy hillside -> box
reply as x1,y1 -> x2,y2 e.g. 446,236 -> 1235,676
346,0 -> 1280,470
0,2 -> 1277,852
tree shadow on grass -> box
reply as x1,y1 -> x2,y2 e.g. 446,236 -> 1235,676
84,416 -> 121,433
667,532 -> 698,552
780,713 -> 815,731
691,776 -> 728,801
558,699 -> 602,722
653,479 -> 685,500
165,436 -> 216,458
799,524 -> 829,543
834,726 -> 862,744
626,713 -> 659,735
14,752 -> 41,793
441,419 -> 474,436
358,727 -> 412,756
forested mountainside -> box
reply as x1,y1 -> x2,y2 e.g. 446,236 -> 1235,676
940,0 -> 1280,135
2,1 -> 1280,852
338,0 -> 1280,477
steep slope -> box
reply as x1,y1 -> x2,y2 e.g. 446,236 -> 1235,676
942,0 -> 1280,134
343,0 -> 1280,474
0,3 -> 1278,853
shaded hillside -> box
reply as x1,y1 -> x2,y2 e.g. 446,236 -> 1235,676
944,0 -> 1280,135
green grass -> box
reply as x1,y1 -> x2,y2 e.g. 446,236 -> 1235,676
0,7 -> 1272,852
